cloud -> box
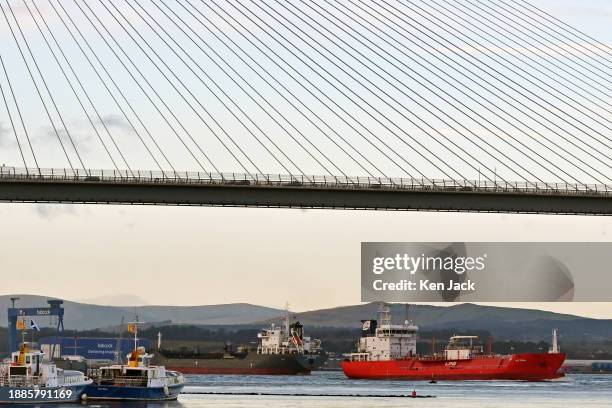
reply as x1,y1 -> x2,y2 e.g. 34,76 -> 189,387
97,114 -> 131,132
0,121 -> 9,146
32,204 -> 84,219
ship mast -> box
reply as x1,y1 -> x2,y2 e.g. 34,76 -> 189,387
128,314 -> 140,352
378,303 -> 391,327
550,329 -> 560,354
284,302 -> 290,334
116,316 -> 124,364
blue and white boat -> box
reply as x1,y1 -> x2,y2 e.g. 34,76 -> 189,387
84,323 -> 185,401
0,342 -> 91,404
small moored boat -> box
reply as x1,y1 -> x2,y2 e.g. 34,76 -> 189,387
84,322 -> 185,401
0,342 -> 91,404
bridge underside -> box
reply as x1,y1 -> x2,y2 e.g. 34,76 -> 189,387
0,178 -> 611,215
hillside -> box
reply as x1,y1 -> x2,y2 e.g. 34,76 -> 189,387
1,295 -> 610,343
0,295 -> 285,329
285,303 -> 610,342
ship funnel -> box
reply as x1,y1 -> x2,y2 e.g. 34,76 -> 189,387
549,329 -> 560,354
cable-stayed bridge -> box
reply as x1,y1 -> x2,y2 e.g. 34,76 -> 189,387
0,0 -> 611,214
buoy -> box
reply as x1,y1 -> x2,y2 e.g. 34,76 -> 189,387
81,394 -> 88,401
411,390 -> 417,398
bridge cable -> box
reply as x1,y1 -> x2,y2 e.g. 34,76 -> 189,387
277,0 -> 523,185
153,0 -> 373,179
197,0 -> 424,182
299,0 -> 560,186
21,0 -> 124,174
432,0 -> 612,123
258,0 -> 600,187
248,0 -> 568,186
48,0 -> 174,176
0,53 -> 39,171
70,0 -> 219,175
354,0 -> 612,185
465,0 -> 612,97
237,0 -> 478,183
216,0 -> 468,184
126,0 -> 309,179
181,0 -> 400,180
394,0 -> 612,157
1,0 -> 79,172
449,0 -> 612,103
4,0 -> 89,173
402,0 -> 612,171
356,0 -> 609,185
511,0 -> 612,59
489,0 -> 612,80
0,54 -> 27,171
91,0 -> 261,178
330,0 -> 607,185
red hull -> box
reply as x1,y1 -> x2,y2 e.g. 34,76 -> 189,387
342,353 -> 566,381
159,366 -> 311,375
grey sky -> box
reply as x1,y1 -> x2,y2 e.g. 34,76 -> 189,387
1,0 -> 612,318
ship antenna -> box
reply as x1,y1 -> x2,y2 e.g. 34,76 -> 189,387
116,316 -> 124,364
284,302 -> 290,334
134,314 -> 139,351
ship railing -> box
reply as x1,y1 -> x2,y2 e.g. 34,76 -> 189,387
0,375 -> 43,387
59,373 -> 88,385
445,345 -> 485,352
415,352 -> 502,361
165,374 -> 184,385
98,377 -> 147,387
257,346 -> 304,355
415,355 -> 447,361
344,353 -> 370,362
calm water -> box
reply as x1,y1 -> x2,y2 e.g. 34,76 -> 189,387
18,372 -> 612,408
177,372 -> 612,407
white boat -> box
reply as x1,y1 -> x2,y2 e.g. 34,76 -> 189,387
84,322 -> 185,401
0,342 -> 91,404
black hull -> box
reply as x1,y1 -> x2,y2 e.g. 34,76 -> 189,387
151,351 -> 311,375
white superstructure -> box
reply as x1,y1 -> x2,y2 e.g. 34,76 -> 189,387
257,312 -> 322,356
0,343 -> 91,389
444,336 -> 483,360
347,304 -> 419,362
95,346 -> 184,389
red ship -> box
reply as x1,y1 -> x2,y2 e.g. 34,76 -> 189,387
341,305 -> 565,381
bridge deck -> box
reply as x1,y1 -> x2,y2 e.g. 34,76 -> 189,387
0,168 -> 611,215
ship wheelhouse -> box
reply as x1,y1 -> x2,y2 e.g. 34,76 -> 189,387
257,320 -> 316,356
0,342 -> 89,390
345,305 -> 419,362
96,346 -> 177,388
3,344 -> 48,385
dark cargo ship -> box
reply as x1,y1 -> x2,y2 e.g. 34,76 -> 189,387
151,321 -> 326,375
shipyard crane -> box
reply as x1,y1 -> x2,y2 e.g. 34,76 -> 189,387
7,299 -> 64,353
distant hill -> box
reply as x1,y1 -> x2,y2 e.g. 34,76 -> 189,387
288,302 -> 577,328
77,294 -> 149,307
0,295 -> 285,330
288,303 -> 612,343
1,295 -> 611,343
